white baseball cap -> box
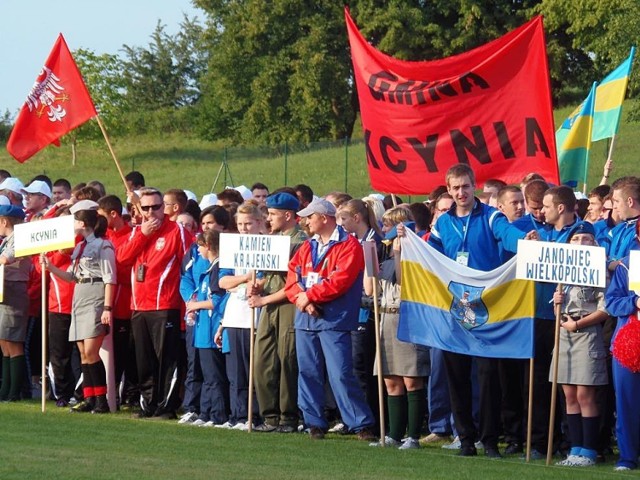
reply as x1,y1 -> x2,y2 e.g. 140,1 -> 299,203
199,193 -> 218,210
22,180 -> 52,199
0,177 -> 25,194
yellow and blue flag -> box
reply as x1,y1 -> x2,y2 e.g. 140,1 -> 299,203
397,229 -> 535,359
556,82 -> 597,188
592,47 -> 635,142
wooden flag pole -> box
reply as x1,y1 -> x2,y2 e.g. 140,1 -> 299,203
372,277 -> 386,446
525,357 -> 534,462
546,284 -> 563,466
95,116 -> 142,216
247,271 -> 257,432
41,268 -> 47,413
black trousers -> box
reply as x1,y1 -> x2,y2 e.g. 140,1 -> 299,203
498,358 -> 526,445
113,318 -> 139,404
443,351 -> 501,448
48,313 -> 77,401
131,309 -> 180,415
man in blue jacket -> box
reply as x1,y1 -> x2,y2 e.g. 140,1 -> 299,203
428,164 -> 536,458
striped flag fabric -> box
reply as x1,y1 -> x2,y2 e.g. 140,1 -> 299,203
396,229 -> 535,359
556,82 -> 597,188
592,47 -> 635,142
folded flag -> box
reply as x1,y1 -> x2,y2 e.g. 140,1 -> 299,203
397,228 -> 534,359
556,82 -> 597,188
7,34 -> 97,162
592,47 -> 635,142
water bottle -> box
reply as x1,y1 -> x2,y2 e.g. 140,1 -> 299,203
185,295 -> 197,326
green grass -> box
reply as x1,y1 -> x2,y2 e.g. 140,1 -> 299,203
0,102 -> 638,201
0,400 -> 634,480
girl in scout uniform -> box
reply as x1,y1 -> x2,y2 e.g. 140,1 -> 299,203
366,207 -> 429,449
552,223 -> 608,467
0,204 -> 30,401
42,200 -> 116,414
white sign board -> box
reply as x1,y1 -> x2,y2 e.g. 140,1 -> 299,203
629,250 -> 640,294
515,239 -> 606,288
14,215 -> 76,257
219,233 -> 291,271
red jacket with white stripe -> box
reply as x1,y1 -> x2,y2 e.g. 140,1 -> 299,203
116,218 -> 188,312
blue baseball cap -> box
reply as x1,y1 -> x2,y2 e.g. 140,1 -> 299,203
0,205 -> 25,219
266,192 -> 299,211
384,221 -> 416,241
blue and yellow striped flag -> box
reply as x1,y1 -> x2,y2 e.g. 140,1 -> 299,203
556,82 -> 597,188
397,229 -> 535,359
592,47 -> 635,142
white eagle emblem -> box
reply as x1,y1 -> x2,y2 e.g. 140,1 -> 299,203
155,237 -> 166,251
25,66 -> 69,122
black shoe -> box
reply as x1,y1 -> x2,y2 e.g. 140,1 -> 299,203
505,442 -> 523,454
357,427 -> 376,442
484,447 -> 503,458
70,399 -> 94,413
132,410 -> 152,419
91,395 -> 110,414
459,445 -> 477,456
309,427 -> 325,440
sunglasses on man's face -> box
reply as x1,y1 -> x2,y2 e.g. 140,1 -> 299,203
140,204 -> 163,212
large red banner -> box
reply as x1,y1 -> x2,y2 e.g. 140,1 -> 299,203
346,10 -> 559,194
7,34 -> 97,162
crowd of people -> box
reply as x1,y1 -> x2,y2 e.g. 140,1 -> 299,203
0,162 -> 639,472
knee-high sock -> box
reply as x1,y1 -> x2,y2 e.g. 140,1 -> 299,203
407,389 -> 426,440
387,394 -> 408,441
582,415 -> 600,454
81,363 -> 94,399
90,361 -> 107,397
566,413 -> 583,454
8,355 -> 26,400
0,356 -> 11,400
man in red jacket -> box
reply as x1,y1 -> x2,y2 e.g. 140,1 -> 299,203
117,188 -> 188,419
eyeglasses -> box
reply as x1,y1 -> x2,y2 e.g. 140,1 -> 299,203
140,204 -> 163,212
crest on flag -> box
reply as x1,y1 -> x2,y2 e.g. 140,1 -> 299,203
27,66 -> 69,122
449,282 -> 488,330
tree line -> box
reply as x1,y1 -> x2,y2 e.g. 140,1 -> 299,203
1,0 -> 637,145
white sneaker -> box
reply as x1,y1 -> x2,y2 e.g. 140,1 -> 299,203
614,465 -> 632,471
214,421 -> 234,429
192,418 -> 206,426
442,436 -> 461,449
178,412 -> 199,424
398,438 -> 420,450
232,421 -> 252,431
568,456 -> 595,467
369,436 -> 402,447
328,422 -> 347,434
556,455 -> 580,466
201,421 -> 216,428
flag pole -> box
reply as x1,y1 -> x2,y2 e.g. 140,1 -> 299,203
546,283 -> 563,466
95,115 -> 141,214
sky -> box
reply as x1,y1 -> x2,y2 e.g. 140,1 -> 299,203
0,0 -> 201,117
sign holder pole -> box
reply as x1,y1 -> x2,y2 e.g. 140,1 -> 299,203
41,268 -> 47,413
546,283 -> 563,466
525,357 -> 534,462
247,271 -> 257,432
372,277 -> 386,446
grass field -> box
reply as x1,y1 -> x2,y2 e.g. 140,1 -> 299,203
0,400 -> 635,480
0,104 -> 638,201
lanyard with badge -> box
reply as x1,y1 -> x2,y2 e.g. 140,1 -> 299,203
451,214 -> 471,267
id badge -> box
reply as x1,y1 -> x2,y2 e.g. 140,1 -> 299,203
456,251 -> 469,266
305,272 -> 319,288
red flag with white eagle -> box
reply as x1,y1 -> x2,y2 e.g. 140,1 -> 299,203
7,34 -> 97,162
